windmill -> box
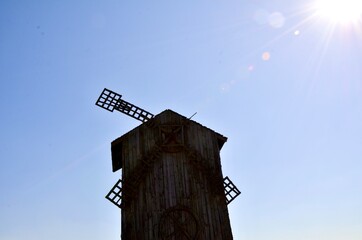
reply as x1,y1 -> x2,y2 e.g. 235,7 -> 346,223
96,88 -> 241,240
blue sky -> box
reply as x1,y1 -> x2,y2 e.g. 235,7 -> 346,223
1,1 -> 361,239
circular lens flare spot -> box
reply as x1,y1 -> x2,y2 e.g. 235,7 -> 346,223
262,52 -> 271,61
268,12 -> 286,28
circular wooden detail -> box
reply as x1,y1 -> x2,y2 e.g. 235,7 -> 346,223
159,207 -> 200,240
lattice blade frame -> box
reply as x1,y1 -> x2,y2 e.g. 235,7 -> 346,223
95,88 -> 154,123
95,88 -> 122,112
223,176 -> 241,204
106,179 -> 123,209
115,99 -> 154,123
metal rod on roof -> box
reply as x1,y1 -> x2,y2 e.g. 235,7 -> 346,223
188,112 -> 197,120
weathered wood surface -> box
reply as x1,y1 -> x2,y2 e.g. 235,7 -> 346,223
112,110 -> 233,240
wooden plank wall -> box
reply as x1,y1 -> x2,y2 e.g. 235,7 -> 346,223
118,110 -> 233,239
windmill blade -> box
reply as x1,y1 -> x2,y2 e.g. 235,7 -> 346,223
96,88 -> 154,123
105,179 -> 123,209
95,88 -> 122,112
115,98 -> 154,123
223,176 -> 241,204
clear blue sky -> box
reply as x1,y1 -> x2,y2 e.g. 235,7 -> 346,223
1,1 -> 361,239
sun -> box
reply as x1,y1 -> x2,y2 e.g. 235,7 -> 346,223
314,0 -> 362,24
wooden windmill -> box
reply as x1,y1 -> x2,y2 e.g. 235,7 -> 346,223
96,88 -> 241,240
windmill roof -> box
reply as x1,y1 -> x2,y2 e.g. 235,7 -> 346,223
157,109 -> 227,146
110,109 -> 227,172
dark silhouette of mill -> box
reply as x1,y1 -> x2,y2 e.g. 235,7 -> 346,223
96,88 -> 241,240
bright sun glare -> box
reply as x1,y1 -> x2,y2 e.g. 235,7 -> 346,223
315,0 -> 362,24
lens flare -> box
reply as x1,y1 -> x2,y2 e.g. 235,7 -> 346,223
314,0 -> 362,24
262,52 -> 271,61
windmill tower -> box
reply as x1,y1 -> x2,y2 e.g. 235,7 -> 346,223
96,88 -> 240,239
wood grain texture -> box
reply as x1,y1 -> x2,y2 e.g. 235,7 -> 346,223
111,110 -> 233,240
